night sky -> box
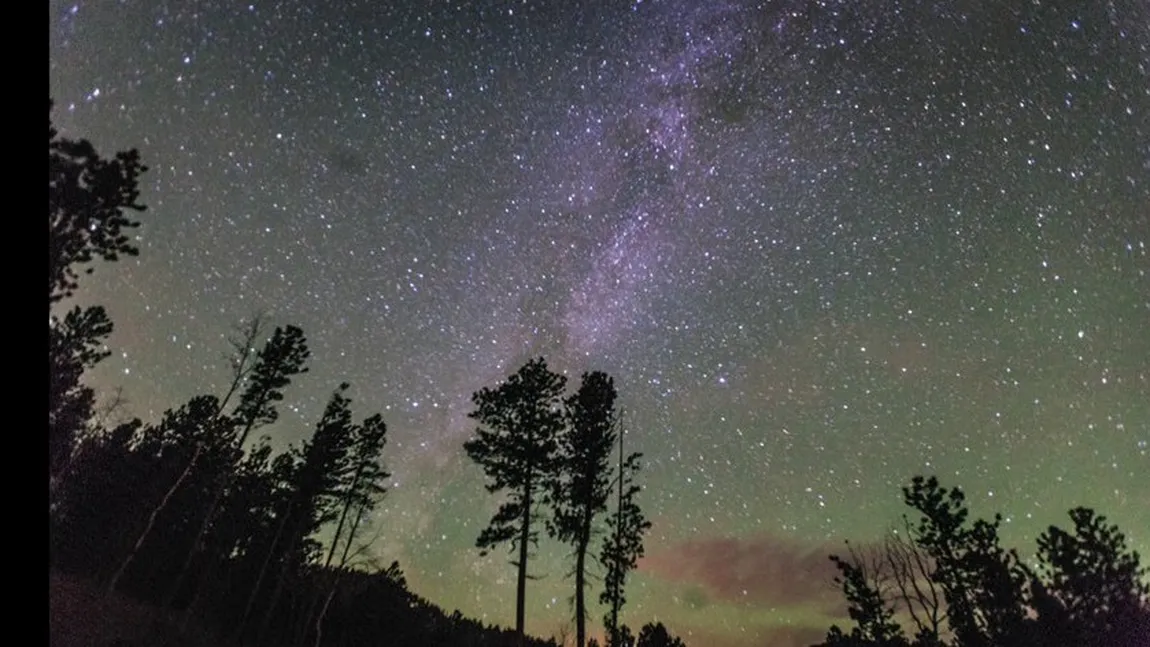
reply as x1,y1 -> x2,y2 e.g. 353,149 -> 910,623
49,1 -> 1148,645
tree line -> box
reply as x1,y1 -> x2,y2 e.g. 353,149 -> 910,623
48,99 -> 685,647
815,476 -> 1149,647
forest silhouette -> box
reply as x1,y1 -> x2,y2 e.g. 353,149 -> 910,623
49,100 -> 1148,647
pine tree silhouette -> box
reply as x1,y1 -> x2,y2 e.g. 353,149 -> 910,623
1034,507 -> 1150,647
240,383 -> 358,643
551,371 -> 619,647
464,357 -> 567,638
600,411 -> 651,647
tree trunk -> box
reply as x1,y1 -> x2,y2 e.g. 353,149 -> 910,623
339,497 -> 369,567
517,482 -> 531,640
108,443 -> 202,593
236,497 -> 294,640
608,425 -> 625,644
324,466 -> 363,568
575,537 -> 587,647
313,575 -> 341,647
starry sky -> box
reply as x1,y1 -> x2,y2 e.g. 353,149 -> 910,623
49,1 -> 1148,645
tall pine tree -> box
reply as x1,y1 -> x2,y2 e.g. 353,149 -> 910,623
552,371 -> 618,647
292,412 -> 391,647
600,412 -> 651,647
240,383 -> 358,642
326,412 -> 390,569
464,357 -> 567,638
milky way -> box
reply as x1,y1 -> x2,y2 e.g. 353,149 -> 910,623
50,1 -> 1148,644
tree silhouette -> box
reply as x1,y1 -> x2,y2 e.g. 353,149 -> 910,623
240,383 -> 360,642
106,394 -> 238,594
1033,507 -> 1150,647
819,520 -> 946,647
295,410 -> 389,647
169,324 -> 310,606
49,98 -> 147,306
610,624 -> 635,647
901,476 -> 1030,647
551,371 -> 619,647
326,412 -> 390,568
48,305 -> 114,481
212,440 -> 283,570
882,520 -> 946,644
48,99 -> 148,484
109,316 -> 267,594
464,357 -> 568,638
820,547 -> 909,647
600,412 -> 651,647
635,622 -> 686,647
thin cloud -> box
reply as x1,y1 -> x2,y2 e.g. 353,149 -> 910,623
641,533 -> 855,610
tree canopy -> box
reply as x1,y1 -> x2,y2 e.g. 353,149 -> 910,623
49,99 -> 147,306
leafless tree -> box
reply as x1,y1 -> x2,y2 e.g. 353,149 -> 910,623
884,517 -> 947,641
835,518 -> 948,644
